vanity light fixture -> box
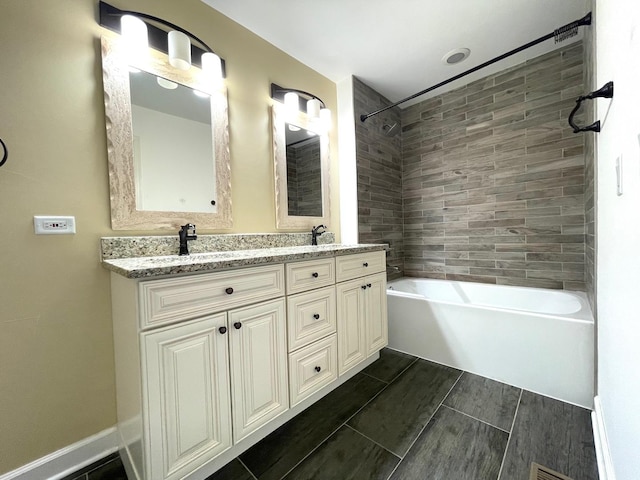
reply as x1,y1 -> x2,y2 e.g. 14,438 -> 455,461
99,1 -> 226,80
271,83 -> 332,131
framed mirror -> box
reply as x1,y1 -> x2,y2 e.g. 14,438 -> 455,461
101,35 -> 232,230
272,102 -> 330,229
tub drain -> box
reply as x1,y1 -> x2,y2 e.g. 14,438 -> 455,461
529,462 -> 574,480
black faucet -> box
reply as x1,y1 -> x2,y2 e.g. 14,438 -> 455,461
178,223 -> 197,256
311,225 -> 327,246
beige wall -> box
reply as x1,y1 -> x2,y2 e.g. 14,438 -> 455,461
0,0 -> 339,474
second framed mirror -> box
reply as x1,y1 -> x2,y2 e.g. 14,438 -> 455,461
272,101 -> 330,230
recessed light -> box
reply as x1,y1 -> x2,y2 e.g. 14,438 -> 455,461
442,48 -> 471,65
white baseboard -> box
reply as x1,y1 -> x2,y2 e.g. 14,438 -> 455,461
0,427 -> 118,480
592,396 -> 616,480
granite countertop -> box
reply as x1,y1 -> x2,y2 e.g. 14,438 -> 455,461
102,244 -> 387,279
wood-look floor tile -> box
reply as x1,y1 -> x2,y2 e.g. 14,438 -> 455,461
347,359 -> 461,456
390,406 -> 508,480
443,372 -> 521,431
239,373 -> 385,480
499,390 -> 598,480
60,453 -> 120,480
205,459 -> 253,480
86,457 -> 128,480
362,348 -> 417,383
283,426 -> 400,480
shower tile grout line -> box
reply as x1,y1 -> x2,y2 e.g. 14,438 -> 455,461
276,357 -> 423,479
496,389 -> 524,480
440,404 -> 512,434
383,370 -> 465,480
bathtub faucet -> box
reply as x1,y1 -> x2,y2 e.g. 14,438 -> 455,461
178,223 -> 197,256
311,225 -> 327,245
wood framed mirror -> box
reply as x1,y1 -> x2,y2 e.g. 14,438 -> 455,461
101,35 -> 232,230
272,101 -> 330,230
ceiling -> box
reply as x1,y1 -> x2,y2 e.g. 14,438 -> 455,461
201,0 -> 588,108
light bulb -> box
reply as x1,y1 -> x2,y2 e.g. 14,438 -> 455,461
201,52 -> 222,86
284,92 -> 299,117
168,31 -> 191,70
120,15 -> 148,66
307,98 -> 321,119
320,108 -> 332,131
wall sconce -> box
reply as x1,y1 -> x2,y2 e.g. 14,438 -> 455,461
98,1 -> 226,80
271,83 -> 332,131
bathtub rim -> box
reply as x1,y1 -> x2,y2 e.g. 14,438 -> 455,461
386,277 -> 594,323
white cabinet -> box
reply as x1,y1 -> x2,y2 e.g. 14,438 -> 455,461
336,251 -> 388,376
284,259 -> 338,406
142,313 -> 232,480
228,299 -> 288,442
110,249 -> 386,480
288,334 -> 338,407
141,298 -> 288,480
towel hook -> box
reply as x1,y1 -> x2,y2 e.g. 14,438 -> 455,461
0,137 -> 7,168
568,81 -> 614,133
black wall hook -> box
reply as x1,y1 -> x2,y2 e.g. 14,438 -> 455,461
0,137 -> 7,168
568,81 -> 614,133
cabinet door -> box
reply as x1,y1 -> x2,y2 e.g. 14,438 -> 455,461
229,299 -> 289,442
336,278 -> 367,375
142,313 -> 231,480
365,273 -> 388,356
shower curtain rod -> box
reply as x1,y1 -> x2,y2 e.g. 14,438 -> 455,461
360,12 -> 592,122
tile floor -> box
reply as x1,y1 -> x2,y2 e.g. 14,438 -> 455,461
65,348 -> 598,480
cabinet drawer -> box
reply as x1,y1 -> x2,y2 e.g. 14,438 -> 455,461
139,264 -> 285,328
335,251 -> 385,282
288,334 -> 337,407
287,286 -> 336,352
286,258 -> 335,295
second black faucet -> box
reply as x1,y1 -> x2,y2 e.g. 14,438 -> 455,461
178,223 -> 197,255
311,225 -> 327,246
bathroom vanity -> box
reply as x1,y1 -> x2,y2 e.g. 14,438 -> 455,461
103,241 -> 387,480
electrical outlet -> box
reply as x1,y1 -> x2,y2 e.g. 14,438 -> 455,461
34,216 -> 76,235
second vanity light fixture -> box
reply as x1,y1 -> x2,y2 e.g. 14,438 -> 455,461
98,1 -> 225,83
271,83 -> 332,131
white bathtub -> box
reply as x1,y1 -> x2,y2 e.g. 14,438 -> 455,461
387,278 -> 594,408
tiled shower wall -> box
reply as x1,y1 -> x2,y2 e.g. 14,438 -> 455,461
583,19 -> 597,310
400,42 -> 587,289
353,77 -> 403,279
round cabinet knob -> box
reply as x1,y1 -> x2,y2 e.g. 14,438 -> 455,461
363,262 -> 369,267
233,322 -> 242,329
225,287 -> 234,295
367,283 -> 372,288
311,272 -> 319,278
210,200 -> 216,206
218,326 -> 227,334
361,285 -> 367,290
313,313 -> 320,320
314,366 -> 322,373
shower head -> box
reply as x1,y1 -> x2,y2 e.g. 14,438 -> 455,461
382,122 -> 400,137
